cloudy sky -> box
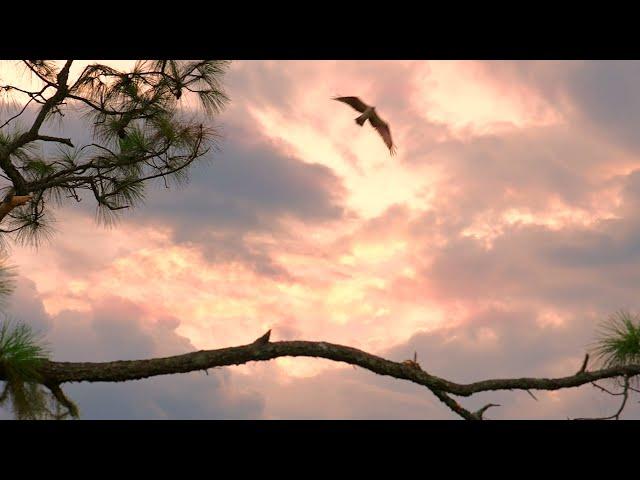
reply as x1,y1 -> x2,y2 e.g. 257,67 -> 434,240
2,60 -> 640,419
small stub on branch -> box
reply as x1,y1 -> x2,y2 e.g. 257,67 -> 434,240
402,351 -> 422,370
474,403 -> 501,420
45,383 -> 80,419
526,389 -> 539,401
576,353 -> 590,374
253,329 -> 272,345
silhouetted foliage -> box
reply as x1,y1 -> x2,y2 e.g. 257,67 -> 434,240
0,60 -> 230,245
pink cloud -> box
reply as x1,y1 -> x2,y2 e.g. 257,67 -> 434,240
4,60 -> 640,418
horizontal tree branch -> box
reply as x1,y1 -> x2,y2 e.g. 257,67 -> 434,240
1,331 -> 639,419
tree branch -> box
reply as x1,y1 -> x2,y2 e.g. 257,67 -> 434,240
1,331 -> 638,420
574,376 -> 632,420
0,191 -> 33,224
44,382 -> 80,419
1,60 -> 73,195
577,353 -> 590,374
35,135 -> 74,147
474,403 -> 501,419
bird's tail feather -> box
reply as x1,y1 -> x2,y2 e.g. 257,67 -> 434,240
355,116 -> 367,126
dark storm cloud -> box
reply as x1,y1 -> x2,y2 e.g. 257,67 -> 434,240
134,125 -> 346,235
118,123 -> 347,279
565,61 -> 640,153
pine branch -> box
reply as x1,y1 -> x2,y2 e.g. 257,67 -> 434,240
1,332 -> 639,420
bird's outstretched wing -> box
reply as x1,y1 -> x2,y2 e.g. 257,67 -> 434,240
369,111 -> 396,155
333,96 -> 370,113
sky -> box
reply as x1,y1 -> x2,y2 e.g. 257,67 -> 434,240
2,60 -> 640,419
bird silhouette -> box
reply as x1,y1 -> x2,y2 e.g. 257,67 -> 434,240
333,96 -> 396,155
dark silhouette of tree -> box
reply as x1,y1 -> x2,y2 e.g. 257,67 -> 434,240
1,60 -> 639,420
0,60 -> 228,243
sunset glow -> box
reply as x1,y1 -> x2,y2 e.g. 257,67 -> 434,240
3,60 -> 640,419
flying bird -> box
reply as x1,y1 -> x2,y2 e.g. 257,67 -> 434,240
333,96 -> 396,155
